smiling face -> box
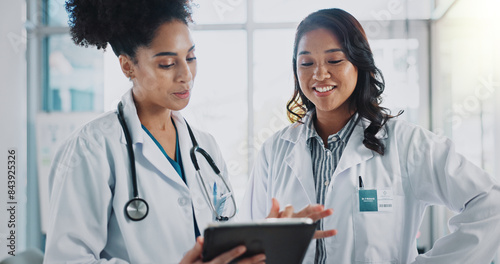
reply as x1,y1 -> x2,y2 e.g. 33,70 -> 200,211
123,20 -> 197,111
296,27 -> 358,118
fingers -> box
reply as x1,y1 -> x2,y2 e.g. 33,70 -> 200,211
268,199 -> 334,222
306,208 -> 334,222
266,198 -> 280,218
313,229 -> 337,239
293,204 -> 333,222
236,254 -> 266,264
279,204 -> 294,218
180,237 -> 204,264
210,245 -> 247,264
293,204 -> 324,218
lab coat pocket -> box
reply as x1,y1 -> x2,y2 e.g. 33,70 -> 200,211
353,188 -> 403,263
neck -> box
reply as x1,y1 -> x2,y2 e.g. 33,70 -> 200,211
314,107 -> 355,146
133,93 -> 174,132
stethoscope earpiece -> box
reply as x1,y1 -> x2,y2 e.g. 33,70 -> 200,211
216,216 -> 229,222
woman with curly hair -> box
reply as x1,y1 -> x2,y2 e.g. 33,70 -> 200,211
43,0 -> 272,263
241,8 -> 500,264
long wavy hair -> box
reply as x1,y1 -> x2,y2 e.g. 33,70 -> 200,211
287,8 -> 400,155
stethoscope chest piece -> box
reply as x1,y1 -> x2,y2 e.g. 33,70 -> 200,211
125,197 -> 149,221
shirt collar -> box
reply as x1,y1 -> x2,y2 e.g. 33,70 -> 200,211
305,111 -> 359,150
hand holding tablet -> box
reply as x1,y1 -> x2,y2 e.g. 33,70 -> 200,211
202,218 -> 317,264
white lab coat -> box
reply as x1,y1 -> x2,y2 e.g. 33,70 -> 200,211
44,89 -> 231,263
241,112 -> 500,264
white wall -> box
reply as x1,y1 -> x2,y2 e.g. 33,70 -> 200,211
430,0 -> 500,261
0,0 -> 27,260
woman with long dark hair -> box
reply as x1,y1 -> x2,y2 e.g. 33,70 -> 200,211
241,8 -> 500,263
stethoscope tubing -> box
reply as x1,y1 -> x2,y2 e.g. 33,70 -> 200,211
186,119 -> 236,221
118,102 -> 149,221
117,101 -> 235,222
117,102 -> 138,198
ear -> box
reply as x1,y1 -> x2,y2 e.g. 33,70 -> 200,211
119,55 -> 135,79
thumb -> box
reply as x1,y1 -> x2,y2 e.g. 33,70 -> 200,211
266,198 -> 280,218
180,237 -> 204,263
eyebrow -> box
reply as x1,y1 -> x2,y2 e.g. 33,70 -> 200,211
153,45 -> 195,57
298,48 -> 343,56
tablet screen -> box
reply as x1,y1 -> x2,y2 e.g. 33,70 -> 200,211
202,218 -> 317,264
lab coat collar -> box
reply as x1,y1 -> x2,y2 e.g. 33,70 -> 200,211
330,117 -> 388,179
332,118 -> 374,179
281,112 -> 388,198
280,111 -> 388,143
119,89 -> 144,145
280,111 -> 312,144
118,89 -> 189,188
170,111 -> 198,191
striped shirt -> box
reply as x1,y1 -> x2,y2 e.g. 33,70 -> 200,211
304,111 -> 358,264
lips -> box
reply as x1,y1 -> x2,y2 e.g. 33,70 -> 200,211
314,86 -> 335,93
173,90 -> 190,99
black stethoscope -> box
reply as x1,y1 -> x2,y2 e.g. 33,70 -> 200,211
116,101 -> 236,221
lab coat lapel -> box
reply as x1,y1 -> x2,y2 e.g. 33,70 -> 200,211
283,123 -> 316,204
173,113 -> 214,230
119,89 -> 187,187
332,118 -> 386,179
172,113 -> 197,190
140,134 -> 187,187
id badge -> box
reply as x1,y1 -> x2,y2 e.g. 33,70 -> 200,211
359,189 -> 393,212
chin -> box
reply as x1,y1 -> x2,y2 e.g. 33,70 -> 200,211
171,103 -> 190,111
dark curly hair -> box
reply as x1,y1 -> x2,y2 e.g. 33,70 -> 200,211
287,8 -> 400,155
65,0 -> 193,60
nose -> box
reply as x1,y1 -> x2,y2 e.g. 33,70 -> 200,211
175,60 -> 194,83
313,63 -> 331,81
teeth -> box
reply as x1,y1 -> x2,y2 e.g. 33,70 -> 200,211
315,86 -> 334,92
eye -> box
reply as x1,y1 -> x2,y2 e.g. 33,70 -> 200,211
300,62 -> 313,67
186,56 -> 197,62
328,60 -> 342,64
159,64 -> 174,69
